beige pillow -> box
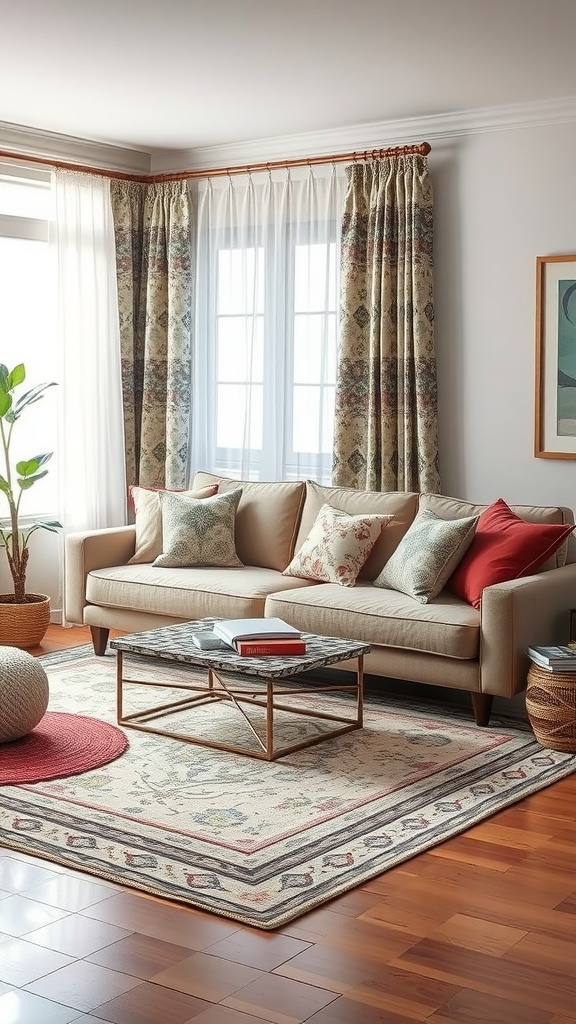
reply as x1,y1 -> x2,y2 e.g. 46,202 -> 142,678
283,503 -> 393,587
128,483 -> 218,564
153,488 -> 243,568
373,508 -> 478,603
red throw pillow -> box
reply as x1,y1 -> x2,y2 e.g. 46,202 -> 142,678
447,498 -> 573,609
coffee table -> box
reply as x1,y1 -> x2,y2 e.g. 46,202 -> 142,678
111,620 -> 370,761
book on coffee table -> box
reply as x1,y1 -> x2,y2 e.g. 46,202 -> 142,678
235,638 -> 307,656
213,617 -> 302,648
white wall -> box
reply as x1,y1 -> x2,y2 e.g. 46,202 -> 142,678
432,121 -> 576,511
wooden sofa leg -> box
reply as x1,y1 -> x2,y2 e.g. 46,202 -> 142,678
470,692 -> 494,727
90,626 -> 110,656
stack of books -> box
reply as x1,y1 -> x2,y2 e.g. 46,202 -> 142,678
213,617 -> 306,656
527,644 -> 576,672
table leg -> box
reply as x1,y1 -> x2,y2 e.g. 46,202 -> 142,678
266,679 -> 274,759
116,651 -> 123,722
357,653 -> 364,727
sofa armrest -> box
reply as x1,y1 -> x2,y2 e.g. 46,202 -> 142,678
65,527 -> 136,624
479,563 -> 576,697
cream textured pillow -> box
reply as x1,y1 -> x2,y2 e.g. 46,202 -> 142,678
373,509 -> 478,603
282,503 -> 393,587
153,487 -> 243,568
128,484 -> 218,564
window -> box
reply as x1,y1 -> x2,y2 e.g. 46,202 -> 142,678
0,164 -> 57,516
211,235 -> 337,481
193,168 -> 345,483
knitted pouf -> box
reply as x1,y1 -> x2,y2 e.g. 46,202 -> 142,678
0,646 -> 49,742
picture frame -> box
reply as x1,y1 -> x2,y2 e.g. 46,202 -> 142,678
535,253 -> 576,458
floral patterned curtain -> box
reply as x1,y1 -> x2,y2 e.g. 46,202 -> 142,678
110,180 -> 192,489
332,155 -> 440,492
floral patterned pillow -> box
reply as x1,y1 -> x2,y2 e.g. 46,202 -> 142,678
153,488 -> 243,568
282,503 -> 393,587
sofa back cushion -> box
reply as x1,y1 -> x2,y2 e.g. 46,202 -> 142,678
192,472 -> 305,571
419,493 -> 574,571
295,480 -> 419,581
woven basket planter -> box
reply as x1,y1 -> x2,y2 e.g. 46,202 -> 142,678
526,664 -> 576,752
0,593 -> 51,649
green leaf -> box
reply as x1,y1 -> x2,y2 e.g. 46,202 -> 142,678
9,364 -> 26,388
17,470 -> 48,490
0,477 -> 11,496
16,454 -> 53,477
0,392 -> 12,418
27,519 -> 62,533
10,382 -> 56,421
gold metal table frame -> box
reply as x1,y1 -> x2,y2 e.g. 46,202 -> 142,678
112,623 -> 370,762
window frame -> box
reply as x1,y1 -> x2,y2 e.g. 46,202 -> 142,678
203,219 -> 339,482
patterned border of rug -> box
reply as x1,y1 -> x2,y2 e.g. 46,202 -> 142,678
1,645 -> 575,930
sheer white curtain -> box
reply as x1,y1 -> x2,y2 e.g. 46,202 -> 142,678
191,165 -> 346,482
52,170 -> 126,546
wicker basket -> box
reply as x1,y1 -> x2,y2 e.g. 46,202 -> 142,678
0,593 -> 51,649
526,663 -> 576,752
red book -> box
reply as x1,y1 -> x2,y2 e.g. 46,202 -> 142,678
235,638 -> 306,656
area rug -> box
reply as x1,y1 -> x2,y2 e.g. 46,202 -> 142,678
0,712 -> 128,784
0,646 -> 575,929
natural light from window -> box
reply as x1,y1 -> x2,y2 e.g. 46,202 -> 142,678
0,166 -> 57,517
214,238 -> 337,480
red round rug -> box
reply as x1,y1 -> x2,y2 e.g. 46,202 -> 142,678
0,712 -> 128,785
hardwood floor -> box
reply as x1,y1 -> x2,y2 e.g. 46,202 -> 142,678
1,625 -> 575,1023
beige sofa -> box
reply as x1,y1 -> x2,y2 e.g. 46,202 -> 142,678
65,472 -> 576,726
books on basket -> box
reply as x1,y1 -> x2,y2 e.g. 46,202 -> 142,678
528,645 -> 576,672
213,617 -> 302,648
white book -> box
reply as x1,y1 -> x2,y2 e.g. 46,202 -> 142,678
213,617 -> 301,646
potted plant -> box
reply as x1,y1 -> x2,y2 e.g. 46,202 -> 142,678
0,362 -> 61,647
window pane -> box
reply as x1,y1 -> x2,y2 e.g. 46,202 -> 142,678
294,242 -> 337,312
294,313 -> 336,383
217,316 -> 264,381
0,176 -> 51,219
216,383 -> 263,449
218,247 -> 264,315
292,385 -> 334,455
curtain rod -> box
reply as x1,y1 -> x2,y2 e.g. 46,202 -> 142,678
0,141 -> 431,184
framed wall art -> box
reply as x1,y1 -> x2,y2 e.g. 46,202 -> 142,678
535,253 -> 576,459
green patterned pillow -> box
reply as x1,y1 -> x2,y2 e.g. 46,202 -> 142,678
153,488 -> 243,568
373,509 -> 478,603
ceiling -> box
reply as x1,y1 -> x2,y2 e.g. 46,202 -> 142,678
2,0 -> 576,157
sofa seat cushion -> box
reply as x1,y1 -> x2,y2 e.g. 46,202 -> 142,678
86,564 -> 314,621
265,582 -> 480,660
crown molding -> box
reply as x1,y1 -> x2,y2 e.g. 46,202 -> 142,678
0,120 -> 151,175
150,95 -> 576,174
2,94 -> 576,179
